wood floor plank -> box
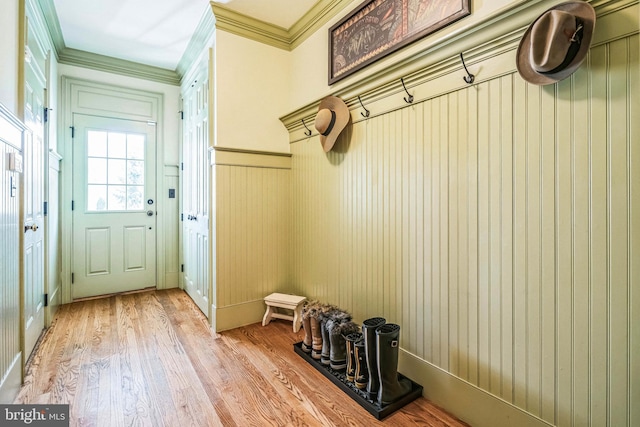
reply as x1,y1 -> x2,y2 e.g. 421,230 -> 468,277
15,289 -> 469,427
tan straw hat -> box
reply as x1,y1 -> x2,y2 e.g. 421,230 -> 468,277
314,96 -> 350,152
516,1 -> 595,85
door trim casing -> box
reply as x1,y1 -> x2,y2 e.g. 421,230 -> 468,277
60,77 -> 165,303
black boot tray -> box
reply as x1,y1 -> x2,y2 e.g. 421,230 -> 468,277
293,342 -> 423,420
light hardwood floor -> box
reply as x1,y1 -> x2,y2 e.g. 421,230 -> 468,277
15,289 -> 469,426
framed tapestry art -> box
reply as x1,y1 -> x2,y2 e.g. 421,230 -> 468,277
329,0 -> 471,84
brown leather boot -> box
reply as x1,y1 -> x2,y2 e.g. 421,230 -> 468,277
310,316 -> 323,359
301,300 -> 320,353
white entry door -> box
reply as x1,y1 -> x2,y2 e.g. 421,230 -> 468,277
72,114 -> 157,299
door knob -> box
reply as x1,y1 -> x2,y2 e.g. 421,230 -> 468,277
24,223 -> 38,232
147,210 -> 154,217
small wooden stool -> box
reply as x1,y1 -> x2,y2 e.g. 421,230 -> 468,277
262,293 -> 307,333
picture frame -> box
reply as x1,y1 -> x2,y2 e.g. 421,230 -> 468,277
328,0 -> 471,84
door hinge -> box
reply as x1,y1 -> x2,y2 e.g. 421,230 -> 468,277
181,264 -> 184,272
71,200 -> 75,210
181,213 -> 184,221
71,273 -> 75,284
44,201 -> 48,216
70,126 -> 75,138
44,293 -> 48,307
44,107 -> 50,123
181,162 -> 184,171
179,110 -> 184,120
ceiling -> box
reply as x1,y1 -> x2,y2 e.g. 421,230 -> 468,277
52,0 -> 319,70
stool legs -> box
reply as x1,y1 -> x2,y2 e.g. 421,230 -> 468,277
262,305 -> 275,326
292,303 -> 303,332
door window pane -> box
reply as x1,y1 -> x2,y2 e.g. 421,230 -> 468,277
108,159 -> 126,184
128,160 -> 144,185
87,158 -> 107,184
108,133 -> 127,158
108,186 -> 126,210
86,129 -> 146,211
127,134 -> 145,159
127,186 -> 144,210
87,185 -> 107,211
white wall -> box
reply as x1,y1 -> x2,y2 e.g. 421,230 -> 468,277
0,0 -> 20,115
214,31 -> 291,153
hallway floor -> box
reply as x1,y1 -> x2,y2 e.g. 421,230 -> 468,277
15,289 -> 468,426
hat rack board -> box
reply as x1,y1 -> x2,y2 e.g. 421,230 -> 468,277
282,0 -> 611,148
293,342 -> 423,420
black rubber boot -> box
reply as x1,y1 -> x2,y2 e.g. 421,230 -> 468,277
362,317 -> 386,399
345,332 -> 362,382
354,338 -> 368,390
376,323 -> 412,406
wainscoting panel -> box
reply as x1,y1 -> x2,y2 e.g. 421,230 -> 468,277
289,28 -> 638,427
213,149 -> 292,331
0,104 -> 24,403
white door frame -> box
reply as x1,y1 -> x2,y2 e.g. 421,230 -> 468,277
60,77 -> 165,303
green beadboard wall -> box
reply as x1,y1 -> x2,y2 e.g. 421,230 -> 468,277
288,3 -> 639,426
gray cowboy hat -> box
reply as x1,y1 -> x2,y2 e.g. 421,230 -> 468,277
516,1 -> 596,85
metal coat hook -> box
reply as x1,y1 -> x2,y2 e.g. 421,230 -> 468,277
460,52 -> 475,84
358,95 -> 370,118
301,119 -> 312,136
401,78 -> 414,104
